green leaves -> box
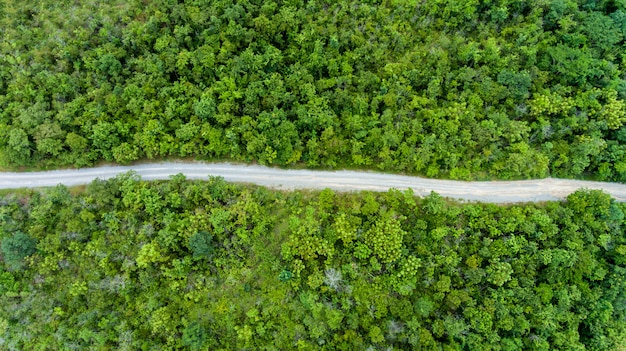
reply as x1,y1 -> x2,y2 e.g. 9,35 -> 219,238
364,213 -> 404,264
486,261 -> 513,286
283,207 -> 333,262
1,231 -> 37,270
333,213 -> 358,246
6,128 -> 31,165
135,242 -> 168,268
193,96 -> 216,121
182,322 -> 207,350
1,0 -> 625,182
1,176 -> 626,350
497,69 -> 532,101
5,0 -> 626,346
188,231 -> 215,260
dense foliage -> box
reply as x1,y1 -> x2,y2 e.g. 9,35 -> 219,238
2,0 -> 626,180
1,175 -> 625,350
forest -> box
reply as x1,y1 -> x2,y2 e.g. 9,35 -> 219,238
3,0 -> 626,350
0,175 -> 625,350
2,0 -> 626,180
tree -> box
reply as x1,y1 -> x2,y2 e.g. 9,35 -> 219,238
34,122 -> 66,157
90,122 -> 120,161
194,95 -> 216,121
182,322 -> 207,350
364,213 -> 404,264
188,231 -> 214,260
1,231 -> 37,270
497,69 -> 531,101
6,128 -> 31,165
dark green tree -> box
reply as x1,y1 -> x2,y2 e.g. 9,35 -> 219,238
1,231 -> 37,270
182,322 -> 207,350
188,231 -> 214,260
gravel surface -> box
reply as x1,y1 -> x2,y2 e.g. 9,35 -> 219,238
1,161 -> 625,203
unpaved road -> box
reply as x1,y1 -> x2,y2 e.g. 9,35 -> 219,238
1,162 -> 625,203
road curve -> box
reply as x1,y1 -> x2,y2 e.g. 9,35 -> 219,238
1,161 -> 626,203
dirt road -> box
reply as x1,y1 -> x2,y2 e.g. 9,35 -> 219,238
1,162 -> 625,203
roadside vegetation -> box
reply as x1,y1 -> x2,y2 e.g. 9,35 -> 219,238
1,175 -> 625,350
2,1 -> 626,180
3,1 -> 626,349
